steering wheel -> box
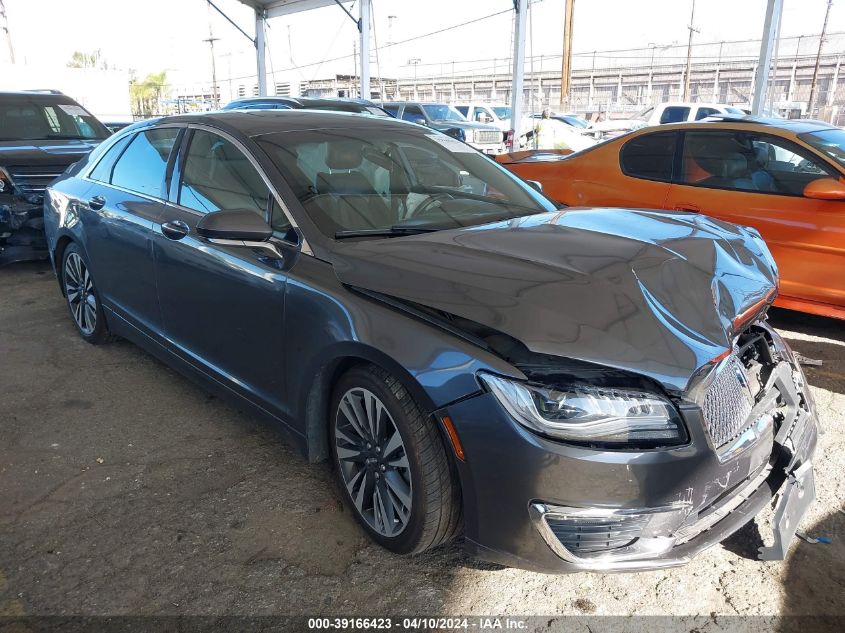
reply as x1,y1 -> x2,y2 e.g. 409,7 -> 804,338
795,159 -> 819,173
409,191 -> 455,218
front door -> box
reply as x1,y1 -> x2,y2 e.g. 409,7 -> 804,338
153,127 -> 294,415
664,129 -> 845,310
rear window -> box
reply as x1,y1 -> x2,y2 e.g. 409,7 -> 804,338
695,107 -> 722,120
659,106 -> 690,124
620,132 -> 676,182
382,105 -> 400,117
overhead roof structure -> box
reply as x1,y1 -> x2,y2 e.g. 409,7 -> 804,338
235,0 -> 370,100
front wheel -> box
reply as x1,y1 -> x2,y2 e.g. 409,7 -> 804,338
61,243 -> 116,344
329,365 -> 462,554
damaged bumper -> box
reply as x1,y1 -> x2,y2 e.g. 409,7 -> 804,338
0,194 -> 48,266
448,323 -> 817,573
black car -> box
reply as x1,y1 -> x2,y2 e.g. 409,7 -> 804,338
43,110 -> 816,573
222,96 -> 391,117
381,101 -> 504,154
0,90 -> 110,266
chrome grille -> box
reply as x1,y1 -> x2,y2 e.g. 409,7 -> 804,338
702,354 -> 754,447
547,515 -> 648,555
7,165 -> 67,199
474,129 -> 502,145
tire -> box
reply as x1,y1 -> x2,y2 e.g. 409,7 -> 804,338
61,243 -> 116,345
329,364 -> 462,554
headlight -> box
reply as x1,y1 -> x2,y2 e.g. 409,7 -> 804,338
464,128 -> 475,143
479,373 -> 686,447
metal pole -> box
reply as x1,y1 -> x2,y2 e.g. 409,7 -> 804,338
255,9 -> 267,96
683,0 -> 697,101
752,0 -> 784,114
509,0 -> 528,150
559,0 -> 574,110
359,0 -> 371,100
808,0 -> 833,117
203,37 -> 220,108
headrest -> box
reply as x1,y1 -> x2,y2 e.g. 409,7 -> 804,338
722,153 -> 747,178
325,142 -> 363,170
753,144 -> 769,167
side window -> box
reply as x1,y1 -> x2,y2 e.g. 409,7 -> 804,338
89,134 -> 134,182
695,107 -> 721,120
660,106 -> 690,124
110,128 -> 179,198
179,130 -> 270,216
680,131 -> 835,195
383,105 -> 400,117
402,105 -> 425,123
620,132 -> 676,182
455,106 -> 469,117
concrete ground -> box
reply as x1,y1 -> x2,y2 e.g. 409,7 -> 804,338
0,262 -> 843,627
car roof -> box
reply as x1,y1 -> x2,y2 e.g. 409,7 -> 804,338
139,109 -> 421,138
0,90 -> 74,100
649,115 -> 838,134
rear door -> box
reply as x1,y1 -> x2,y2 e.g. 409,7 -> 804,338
153,126 -> 296,414
83,126 -> 181,335
664,128 -> 845,308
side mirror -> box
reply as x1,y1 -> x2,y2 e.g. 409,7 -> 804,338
196,208 -> 273,242
526,180 -> 543,192
803,177 -> 845,200
413,117 -> 427,126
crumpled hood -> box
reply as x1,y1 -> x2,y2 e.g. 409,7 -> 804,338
330,208 -> 778,393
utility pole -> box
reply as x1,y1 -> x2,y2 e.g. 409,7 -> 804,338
683,0 -> 699,101
808,0 -> 833,117
203,35 -> 220,108
352,40 -> 358,97
0,0 -> 14,63
559,0 -> 574,110
752,0 -> 784,114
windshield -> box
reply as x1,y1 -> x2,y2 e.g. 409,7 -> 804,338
258,128 -> 556,239
561,115 -> 588,128
421,104 -> 466,122
0,98 -> 109,141
491,106 -> 511,119
800,128 -> 845,169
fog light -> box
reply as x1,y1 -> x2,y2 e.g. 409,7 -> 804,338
529,502 -> 690,567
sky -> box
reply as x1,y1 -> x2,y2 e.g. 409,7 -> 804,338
3,0 -> 845,90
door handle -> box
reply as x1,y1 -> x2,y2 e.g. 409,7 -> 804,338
88,195 -> 106,211
674,203 -> 700,213
161,219 -> 190,240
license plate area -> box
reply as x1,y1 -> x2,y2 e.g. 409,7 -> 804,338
759,461 -> 815,560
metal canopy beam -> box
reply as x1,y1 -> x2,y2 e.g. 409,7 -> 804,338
237,0 -> 368,99
509,0 -> 527,150
752,0 -> 784,115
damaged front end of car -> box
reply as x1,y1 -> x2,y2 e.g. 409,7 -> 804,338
0,165 -> 54,266
333,209 -> 817,572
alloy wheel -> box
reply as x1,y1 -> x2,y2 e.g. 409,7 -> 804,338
334,387 -> 413,537
64,252 -> 97,336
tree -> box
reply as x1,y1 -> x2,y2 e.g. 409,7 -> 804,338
67,50 -> 108,70
130,71 -> 169,118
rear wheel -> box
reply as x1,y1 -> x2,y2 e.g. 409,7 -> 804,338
61,243 -> 116,344
329,365 -> 462,554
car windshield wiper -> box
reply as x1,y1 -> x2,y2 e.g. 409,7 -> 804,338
334,225 -> 441,239
45,134 -> 92,140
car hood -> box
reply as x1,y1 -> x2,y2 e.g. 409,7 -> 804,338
330,208 -> 778,394
0,139 -> 102,167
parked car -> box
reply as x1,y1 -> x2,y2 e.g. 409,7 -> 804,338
44,110 -> 816,573
498,115 -> 845,320
636,102 -> 747,126
381,101 -> 504,153
223,96 -> 392,117
0,90 -> 110,266
529,111 -> 591,130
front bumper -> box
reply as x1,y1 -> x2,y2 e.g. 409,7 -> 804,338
0,195 -> 48,266
446,361 -> 817,573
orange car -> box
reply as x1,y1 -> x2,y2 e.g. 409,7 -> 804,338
498,117 -> 845,320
